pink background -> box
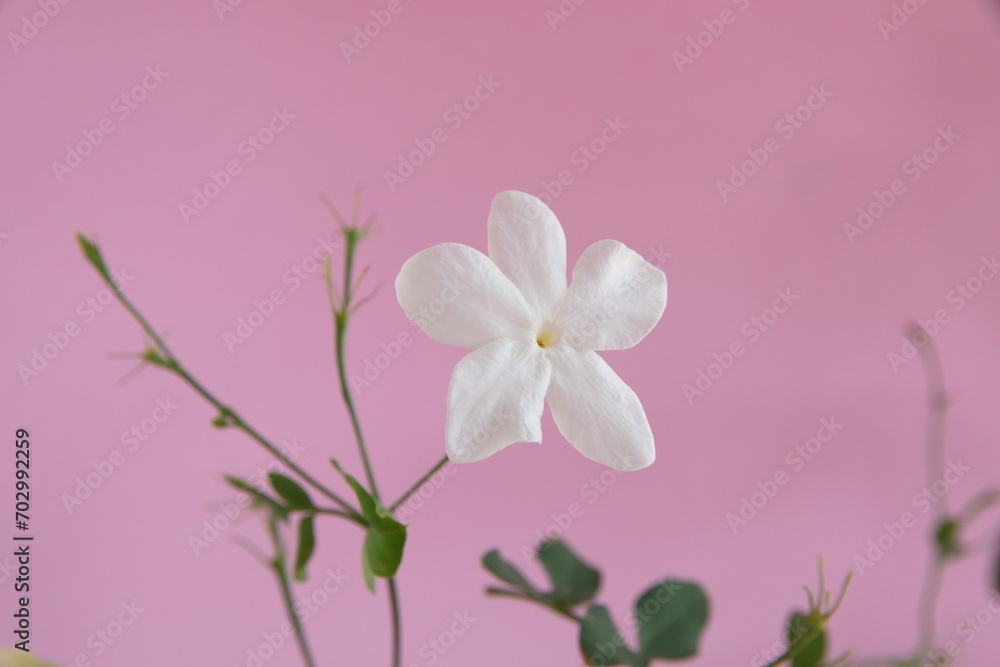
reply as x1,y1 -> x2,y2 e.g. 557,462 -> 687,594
4,0 -> 1000,664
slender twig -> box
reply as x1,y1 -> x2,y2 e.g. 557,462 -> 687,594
388,578 -> 402,667
82,242 -> 364,524
848,327 -> 953,667
840,327 -> 954,667
915,565 -> 945,657
849,656 -> 923,667
914,322 -> 949,519
269,519 -> 318,667
320,204 -> 401,667
173,362 -> 364,524
390,455 -> 449,512
325,246 -> 380,501
314,507 -> 362,522
913,323 -> 949,656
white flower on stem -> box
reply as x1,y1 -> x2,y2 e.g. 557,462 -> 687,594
395,191 -> 667,471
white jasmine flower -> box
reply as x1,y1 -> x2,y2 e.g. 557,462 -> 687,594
396,191 -> 667,471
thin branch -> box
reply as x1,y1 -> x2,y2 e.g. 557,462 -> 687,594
390,456 -> 449,512
912,323 -> 949,655
79,237 -> 364,524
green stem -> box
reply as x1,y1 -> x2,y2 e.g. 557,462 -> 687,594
270,521 -> 318,667
314,507 -> 365,524
916,323 -> 948,519
849,656 -> 924,667
91,259 -> 364,524
326,229 -> 401,667
915,562 -> 946,658
174,361 -> 364,524
847,327 -> 953,667
330,232 -> 380,501
388,578 -> 402,667
390,455 -> 449,512
914,325 -> 949,655
335,312 -> 379,500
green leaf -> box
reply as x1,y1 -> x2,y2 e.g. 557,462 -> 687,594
224,475 -> 288,520
537,539 -> 601,607
636,579 -> 710,661
76,233 -> 112,283
331,460 -> 407,590
579,605 -> 640,666
269,473 -> 315,510
293,516 -> 316,582
362,548 -> 376,593
331,461 -> 394,528
363,523 -> 406,579
482,549 -> 537,595
787,612 -> 825,667
934,518 -> 961,560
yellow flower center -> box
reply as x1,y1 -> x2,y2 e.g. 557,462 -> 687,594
536,325 -> 558,349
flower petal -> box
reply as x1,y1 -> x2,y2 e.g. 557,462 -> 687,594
488,191 -> 567,321
546,347 -> 655,471
445,338 -> 552,463
554,240 -> 667,351
396,242 -> 535,348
